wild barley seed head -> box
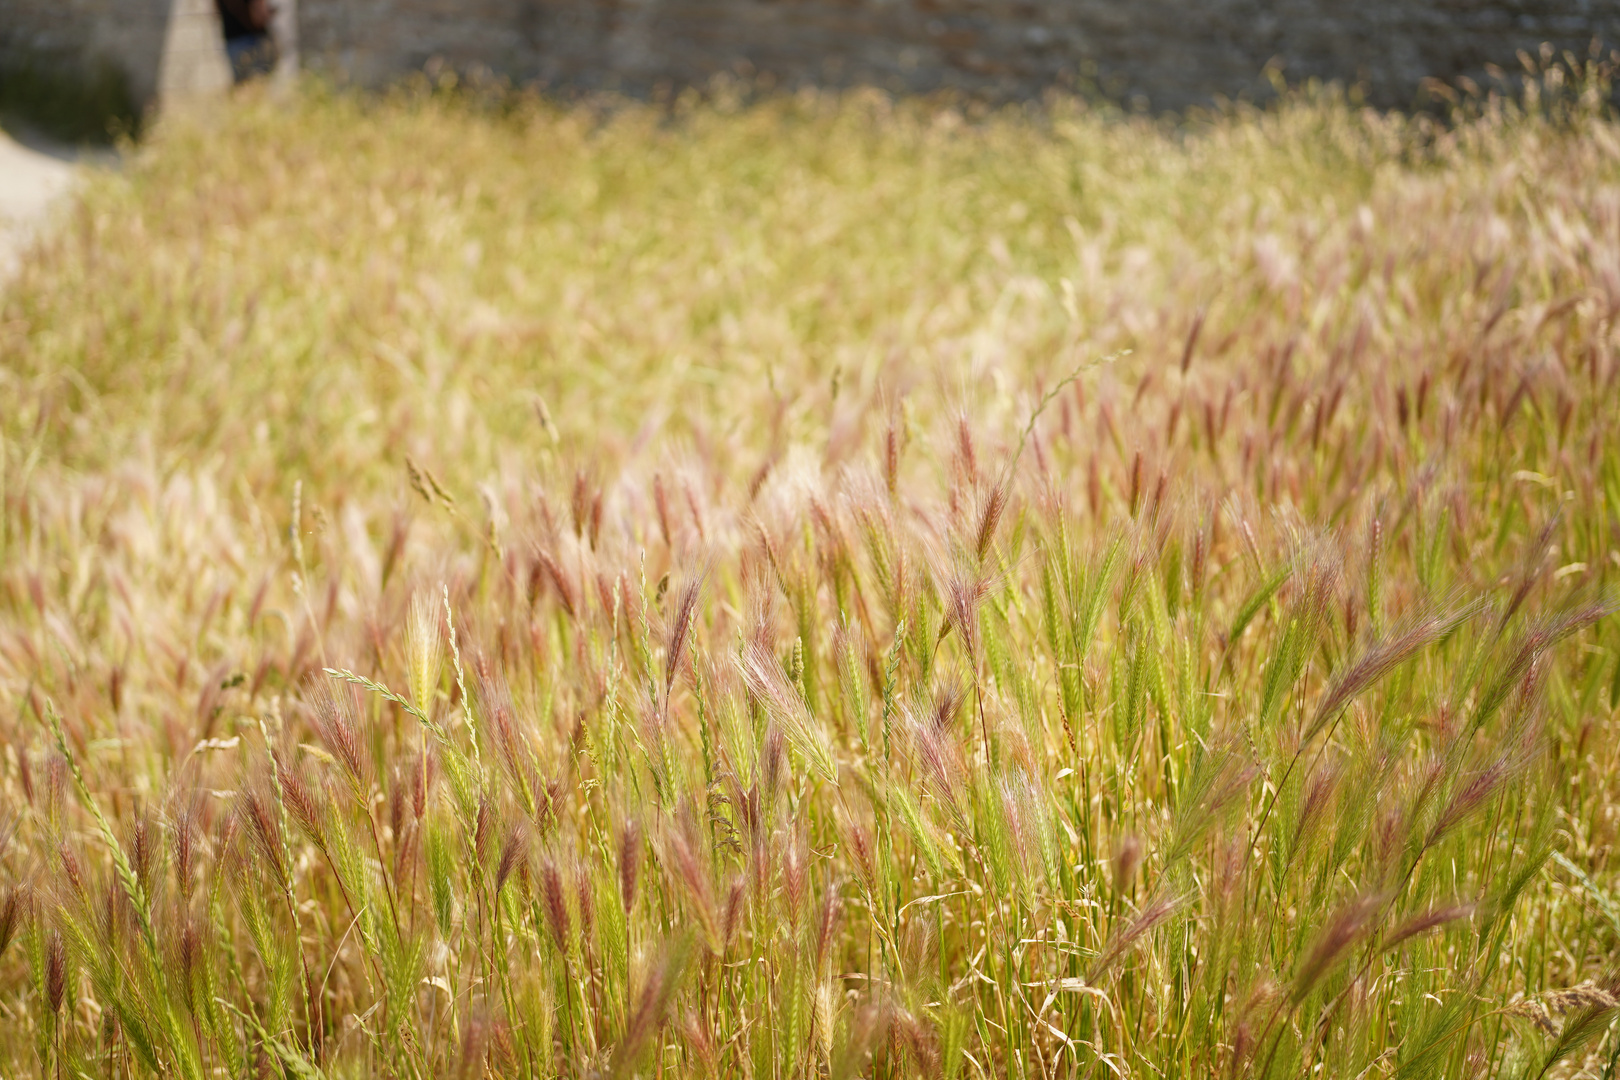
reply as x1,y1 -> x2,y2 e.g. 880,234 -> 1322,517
536,548 -> 577,620
664,809 -> 721,949
1507,997 -> 1559,1036
1428,754 -> 1514,847
18,748 -> 34,806
762,724 -> 786,803
408,591 -> 444,717
0,885 -> 25,957
814,889 -> 842,973
1382,903 -> 1475,950
846,818 -> 876,892
928,679 -> 965,733
313,682 -> 370,793
723,875 -> 746,949
666,564 -> 709,696
975,482 -> 1008,564
45,754 -> 66,822
411,749 -> 433,821
1291,892 -> 1386,1004
388,772 -> 408,844
279,756 -> 329,850
129,811 -> 155,893
782,829 -> 808,931
177,915 -> 203,1009
59,843 -> 87,901
495,822 -> 526,895
171,802 -> 198,901
814,981 -> 837,1065
473,798 -> 493,867
102,879 -> 126,948
680,1009 -> 718,1074
455,1013 -> 490,1080
46,929 -> 66,1014
1112,834 -> 1144,894
539,857 -> 570,952
619,952 -> 671,1064
1091,892 -> 1183,981
1542,982 -> 1618,1015
619,819 -> 641,913
909,718 -> 967,834
653,473 -> 674,548
242,786 -> 286,883
897,1008 -> 941,1078
575,868 -> 595,946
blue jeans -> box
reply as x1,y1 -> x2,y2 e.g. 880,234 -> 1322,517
226,34 -> 276,82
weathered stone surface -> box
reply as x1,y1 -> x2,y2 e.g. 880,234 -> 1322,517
5,0 -> 1620,114
159,0 -> 233,100
0,0 -> 173,106
296,0 -> 1620,109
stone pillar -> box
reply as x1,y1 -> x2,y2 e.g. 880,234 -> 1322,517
272,0 -> 300,84
157,0 -> 232,100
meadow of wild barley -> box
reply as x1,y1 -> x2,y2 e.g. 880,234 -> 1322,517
3,64 -> 1620,1079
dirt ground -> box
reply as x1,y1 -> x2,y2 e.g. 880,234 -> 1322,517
0,128 -> 91,280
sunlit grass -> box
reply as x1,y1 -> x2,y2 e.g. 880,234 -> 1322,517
2,69 -> 1620,1078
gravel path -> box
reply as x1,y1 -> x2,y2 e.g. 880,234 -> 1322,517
0,128 -> 99,281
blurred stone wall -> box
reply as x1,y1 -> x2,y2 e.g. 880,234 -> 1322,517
0,0 -> 171,106
0,0 -> 228,113
4,0 -> 1620,116
300,0 -> 1620,109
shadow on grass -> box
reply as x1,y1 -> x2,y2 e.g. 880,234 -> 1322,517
0,58 -> 140,145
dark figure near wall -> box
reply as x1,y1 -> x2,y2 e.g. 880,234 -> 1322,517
217,0 -> 277,82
